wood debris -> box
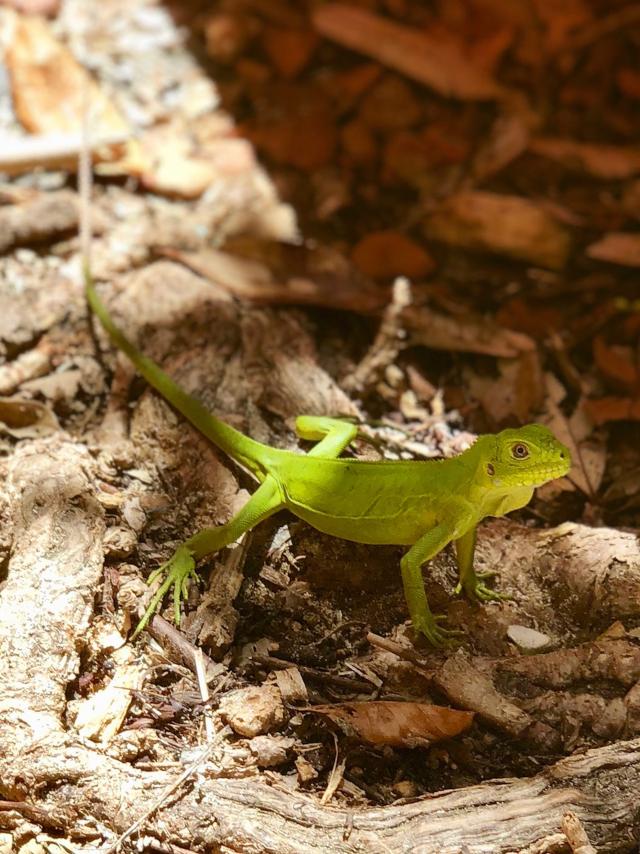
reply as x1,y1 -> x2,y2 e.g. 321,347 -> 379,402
1,0 -> 640,848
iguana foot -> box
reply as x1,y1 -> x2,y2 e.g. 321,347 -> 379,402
412,612 -> 465,647
472,582 -> 512,603
132,544 -> 197,637
455,573 -> 511,603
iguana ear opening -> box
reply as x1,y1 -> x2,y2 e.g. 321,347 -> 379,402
487,463 -> 495,476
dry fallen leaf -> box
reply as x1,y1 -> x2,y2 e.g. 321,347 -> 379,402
351,230 -> 434,280
405,305 -> 536,359
586,233 -> 640,267
541,374 -> 606,497
583,396 -> 640,426
0,396 -> 59,438
5,15 -> 129,137
312,4 -> 503,101
466,350 -> 545,425
593,335 -> 638,393
424,191 -> 572,270
163,240 -> 386,313
529,137 -> 640,180
4,13 -> 144,175
309,701 -> 474,748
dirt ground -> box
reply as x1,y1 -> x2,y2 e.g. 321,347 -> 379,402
1,0 -> 640,852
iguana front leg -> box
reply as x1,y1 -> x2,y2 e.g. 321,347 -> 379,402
453,526 -> 509,602
401,515 -> 470,646
133,476 -> 284,636
295,415 -> 359,457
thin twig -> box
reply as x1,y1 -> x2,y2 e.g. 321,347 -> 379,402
101,743 -> 216,854
194,647 -> 215,743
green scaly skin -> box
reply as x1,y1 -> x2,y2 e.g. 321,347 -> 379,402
86,272 -> 572,646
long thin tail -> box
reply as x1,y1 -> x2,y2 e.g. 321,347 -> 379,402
84,264 -> 271,480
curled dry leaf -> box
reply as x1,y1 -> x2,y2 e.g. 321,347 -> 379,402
529,137 -> 640,180
424,191 -> 572,270
404,305 -> 535,359
163,240 -> 386,313
586,233 -> 640,267
592,335 -> 638,393
583,396 -> 640,426
541,374 -> 606,497
4,13 -> 143,176
5,15 -> 129,138
350,231 -> 434,280
0,396 -> 59,439
312,4 -> 502,101
309,701 -> 474,748
466,350 -> 544,425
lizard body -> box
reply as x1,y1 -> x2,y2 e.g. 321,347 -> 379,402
86,275 -> 571,645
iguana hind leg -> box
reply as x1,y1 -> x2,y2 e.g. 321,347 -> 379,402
134,476 -> 284,635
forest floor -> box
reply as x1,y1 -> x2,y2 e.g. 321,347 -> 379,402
0,0 -> 640,852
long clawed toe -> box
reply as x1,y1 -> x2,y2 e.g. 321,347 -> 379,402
132,545 -> 197,637
414,613 -> 465,648
472,583 -> 512,603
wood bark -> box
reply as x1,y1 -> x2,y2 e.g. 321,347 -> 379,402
1,437 -> 639,852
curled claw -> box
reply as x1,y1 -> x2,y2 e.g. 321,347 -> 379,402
455,570 -> 510,603
413,612 -> 465,648
131,545 -> 197,638
472,583 -> 512,603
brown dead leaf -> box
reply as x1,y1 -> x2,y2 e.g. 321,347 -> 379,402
467,350 -> 544,425
586,233 -> 640,268
351,231 -> 434,280
0,396 -> 59,438
530,0 -> 593,53
358,75 -> 423,131
529,137 -> 640,180
340,120 -> 377,167
4,14 -> 144,175
593,336 -> 638,393
583,396 -> 640,426
312,4 -> 503,101
541,374 -> 605,497
262,27 -> 318,79
617,68 -> 640,100
425,191 -> 572,270
471,111 -> 534,182
246,109 -> 338,171
310,701 -> 474,748
5,15 -> 129,137
326,63 -> 382,112
495,298 -> 563,341
163,239 -> 386,313
404,305 -> 536,359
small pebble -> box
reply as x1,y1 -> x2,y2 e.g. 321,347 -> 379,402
507,624 -> 552,651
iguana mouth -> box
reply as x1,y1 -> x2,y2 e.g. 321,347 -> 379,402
527,460 -> 571,485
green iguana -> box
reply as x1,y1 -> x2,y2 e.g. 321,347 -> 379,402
86,273 -> 571,645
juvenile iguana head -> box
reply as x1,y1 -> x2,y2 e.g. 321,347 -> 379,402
482,424 -> 571,488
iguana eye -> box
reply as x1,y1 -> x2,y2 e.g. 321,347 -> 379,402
512,443 -> 529,459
